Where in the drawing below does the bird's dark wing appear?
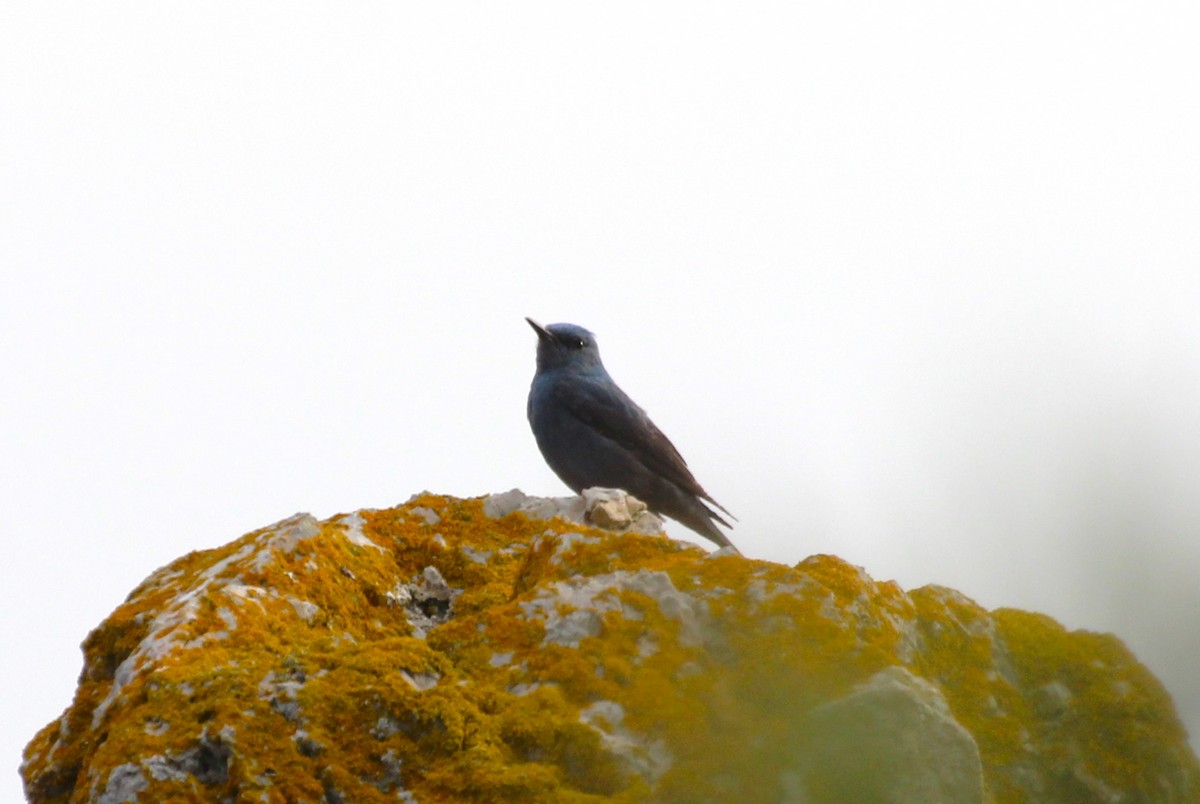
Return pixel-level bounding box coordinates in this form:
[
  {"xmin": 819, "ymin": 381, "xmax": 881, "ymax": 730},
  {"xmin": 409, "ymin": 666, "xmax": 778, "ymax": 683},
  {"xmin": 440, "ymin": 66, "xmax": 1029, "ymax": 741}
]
[{"xmin": 551, "ymin": 375, "xmax": 733, "ymax": 518}]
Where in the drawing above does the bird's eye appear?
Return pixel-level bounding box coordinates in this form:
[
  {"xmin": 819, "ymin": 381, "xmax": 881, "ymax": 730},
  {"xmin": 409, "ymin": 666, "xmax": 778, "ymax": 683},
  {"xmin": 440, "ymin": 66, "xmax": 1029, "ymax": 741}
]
[{"xmin": 573, "ymin": 338, "xmax": 586, "ymax": 349}]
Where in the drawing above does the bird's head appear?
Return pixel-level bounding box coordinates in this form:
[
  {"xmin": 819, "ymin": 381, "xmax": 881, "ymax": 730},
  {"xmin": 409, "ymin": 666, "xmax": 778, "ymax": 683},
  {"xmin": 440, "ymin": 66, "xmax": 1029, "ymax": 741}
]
[{"xmin": 526, "ymin": 318, "xmax": 604, "ymax": 373}]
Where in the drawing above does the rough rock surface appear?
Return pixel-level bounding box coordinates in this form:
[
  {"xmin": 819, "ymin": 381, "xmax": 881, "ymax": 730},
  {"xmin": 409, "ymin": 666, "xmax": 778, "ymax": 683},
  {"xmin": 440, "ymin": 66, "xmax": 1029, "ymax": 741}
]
[
  {"xmin": 22, "ymin": 489, "xmax": 1199, "ymax": 803},
  {"xmin": 797, "ymin": 666, "xmax": 984, "ymax": 803}
]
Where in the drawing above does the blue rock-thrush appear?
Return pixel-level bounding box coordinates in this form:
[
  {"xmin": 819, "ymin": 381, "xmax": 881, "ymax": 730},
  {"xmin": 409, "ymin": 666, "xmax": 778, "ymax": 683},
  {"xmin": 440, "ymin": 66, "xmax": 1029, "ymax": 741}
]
[{"xmin": 525, "ymin": 318, "xmax": 737, "ymax": 551}]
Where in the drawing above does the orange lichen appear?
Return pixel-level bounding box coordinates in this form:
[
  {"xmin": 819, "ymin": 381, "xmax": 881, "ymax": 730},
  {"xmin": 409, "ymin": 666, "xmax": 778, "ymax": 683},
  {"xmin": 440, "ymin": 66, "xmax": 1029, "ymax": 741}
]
[
  {"xmin": 22, "ymin": 494, "xmax": 1200, "ymax": 802},
  {"xmin": 994, "ymin": 608, "xmax": 1196, "ymax": 798}
]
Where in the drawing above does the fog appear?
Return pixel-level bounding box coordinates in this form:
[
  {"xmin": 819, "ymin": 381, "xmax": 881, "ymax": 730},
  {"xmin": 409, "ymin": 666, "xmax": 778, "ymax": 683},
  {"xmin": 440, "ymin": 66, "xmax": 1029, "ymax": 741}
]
[{"xmin": 3, "ymin": 3, "xmax": 1198, "ymax": 791}]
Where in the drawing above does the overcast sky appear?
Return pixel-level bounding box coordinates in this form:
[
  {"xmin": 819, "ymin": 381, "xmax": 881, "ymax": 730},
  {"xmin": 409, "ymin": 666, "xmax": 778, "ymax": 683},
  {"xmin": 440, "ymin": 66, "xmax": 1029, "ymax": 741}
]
[{"xmin": 3, "ymin": 3, "xmax": 1199, "ymax": 789}]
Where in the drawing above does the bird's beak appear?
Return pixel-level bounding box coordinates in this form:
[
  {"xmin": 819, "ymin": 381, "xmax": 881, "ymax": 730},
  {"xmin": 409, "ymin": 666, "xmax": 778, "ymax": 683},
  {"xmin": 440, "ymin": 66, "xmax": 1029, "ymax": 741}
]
[{"xmin": 525, "ymin": 317, "xmax": 552, "ymax": 342}]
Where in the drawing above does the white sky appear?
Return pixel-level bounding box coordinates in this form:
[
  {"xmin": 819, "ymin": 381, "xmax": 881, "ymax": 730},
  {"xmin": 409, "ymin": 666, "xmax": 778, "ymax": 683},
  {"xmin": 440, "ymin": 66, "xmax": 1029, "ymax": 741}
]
[{"xmin": 3, "ymin": 3, "xmax": 1199, "ymax": 789}]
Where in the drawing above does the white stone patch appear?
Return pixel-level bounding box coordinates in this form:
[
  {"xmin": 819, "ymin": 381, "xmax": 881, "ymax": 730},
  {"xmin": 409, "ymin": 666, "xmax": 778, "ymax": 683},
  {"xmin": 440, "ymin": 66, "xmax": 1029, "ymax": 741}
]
[
  {"xmin": 335, "ymin": 511, "xmax": 382, "ymax": 550},
  {"xmin": 461, "ymin": 545, "xmax": 491, "ymax": 564},
  {"xmin": 525, "ymin": 529, "xmax": 603, "ymax": 570},
  {"xmin": 580, "ymin": 488, "xmax": 664, "ymax": 535},
  {"xmin": 579, "ymin": 700, "xmax": 673, "ymax": 783},
  {"xmin": 386, "ymin": 566, "xmax": 460, "ymax": 638},
  {"xmin": 202, "ymin": 541, "xmax": 260, "ymax": 581},
  {"xmin": 636, "ymin": 635, "xmax": 659, "ymax": 658},
  {"xmin": 217, "ymin": 607, "xmax": 238, "ymax": 631},
  {"xmin": 550, "ymin": 529, "xmax": 597, "ymax": 554},
  {"xmin": 222, "ymin": 584, "xmax": 271, "ymax": 611},
  {"xmin": 545, "ymin": 609, "xmax": 603, "ymax": 647},
  {"xmin": 182, "ymin": 629, "xmax": 230, "ymax": 652},
  {"xmin": 96, "ymin": 763, "xmax": 147, "ymax": 804},
  {"xmin": 483, "ymin": 488, "xmax": 665, "ymax": 537},
  {"xmin": 400, "ymin": 670, "xmax": 440, "ymax": 691},
  {"xmin": 481, "ymin": 488, "xmax": 528, "ymax": 518},
  {"xmin": 249, "ymin": 514, "xmax": 322, "ymax": 571},
  {"xmin": 410, "ymin": 506, "xmax": 441, "ymax": 526},
  {"xmin": 623, "ymin": 571, "xmax": 702, "ymax": 642},
  {"xmin": 510, "ymin": 681, "xmax": 542, "ymax": 696},
  {"xmin": 386, "ymin": 585, "xmax": 413, "ymax": 607},
  {"xmin": 288, "ymin": 596, "xmax": 320, "ymax": 623},
  {"xmin": 704, "ymin": 545, "xmax": 741, "ymax": 559},
  {"xmin": 143, "ymin": 755, "xmax": 189, "ymax": 782},
  {"xmin": 581, "ymin": 487, "xmax": 644, "ymax": 521},
  {"xmin": 520, "ymin": 569, "xmax": 707, "ymax": 648},
  {"xmin": 488, "ymin": 651, "xmax": 514, "ymax": 667},
  {"xmin": 528, "ymin": 495, "xmax": 587, "ymax": 523}
]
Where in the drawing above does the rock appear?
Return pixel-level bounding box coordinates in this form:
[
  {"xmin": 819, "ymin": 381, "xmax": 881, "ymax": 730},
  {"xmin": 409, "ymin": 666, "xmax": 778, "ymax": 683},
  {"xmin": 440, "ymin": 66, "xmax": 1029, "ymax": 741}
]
[
  {"xmin": 483, "ymin": 487, "xmax": 665, "ymax": 537},
  {"xmin": 21, "ymin": 492, "xmax": 1200, "ymax": 802},
  {"xmin": 386, "ymin": 565, "xmax": 459, "ymax": 639},
  {"xmin": 796, "ymin": 666, "xmax": 984, "ymax": 803}
]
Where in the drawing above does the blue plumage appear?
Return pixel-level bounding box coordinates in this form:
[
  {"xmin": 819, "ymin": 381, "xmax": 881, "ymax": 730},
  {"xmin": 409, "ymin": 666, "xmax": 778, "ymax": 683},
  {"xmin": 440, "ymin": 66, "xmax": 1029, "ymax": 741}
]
[{"xmin": 525, "ymin": 318, "xmax": 737, "ymax": 551}]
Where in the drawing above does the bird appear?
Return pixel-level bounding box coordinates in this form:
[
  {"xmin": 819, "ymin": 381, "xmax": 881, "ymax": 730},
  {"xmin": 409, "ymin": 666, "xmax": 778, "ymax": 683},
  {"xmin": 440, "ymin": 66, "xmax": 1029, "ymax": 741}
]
[{"xmin": 525, "ymin": 318, "xmax": 738, "ymax": 552}]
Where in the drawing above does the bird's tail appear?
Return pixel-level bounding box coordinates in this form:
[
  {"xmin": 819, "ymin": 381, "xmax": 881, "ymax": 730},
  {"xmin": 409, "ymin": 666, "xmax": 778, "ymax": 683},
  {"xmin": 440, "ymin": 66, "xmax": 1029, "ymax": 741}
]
[
  {"xmin": 686, "ymin": 500, "xmax": 739, "ymax": 554},
  {"xmin": 704, "ymin": 496, "xmax": 737, "ymax": 523}
]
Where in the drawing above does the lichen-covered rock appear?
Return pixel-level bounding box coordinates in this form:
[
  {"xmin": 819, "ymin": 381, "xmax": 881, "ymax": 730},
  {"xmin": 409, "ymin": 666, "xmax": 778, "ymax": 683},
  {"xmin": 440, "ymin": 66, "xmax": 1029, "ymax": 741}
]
[
  {"xmin": 796, "ymin": 666, "xmax": 984, "ymax": 803},
  {"xmin": 22, "ymin": 490, "xmax": 1199, "ymax": 802}
]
